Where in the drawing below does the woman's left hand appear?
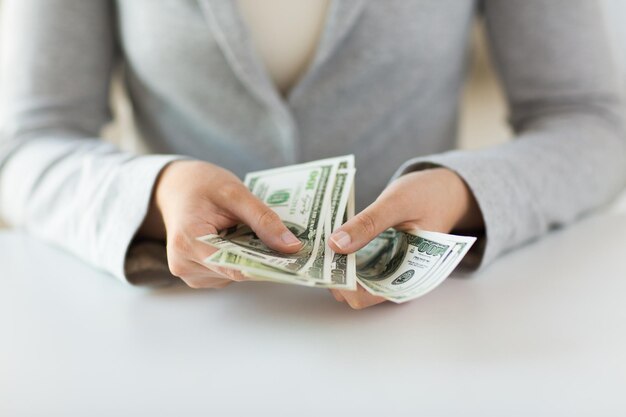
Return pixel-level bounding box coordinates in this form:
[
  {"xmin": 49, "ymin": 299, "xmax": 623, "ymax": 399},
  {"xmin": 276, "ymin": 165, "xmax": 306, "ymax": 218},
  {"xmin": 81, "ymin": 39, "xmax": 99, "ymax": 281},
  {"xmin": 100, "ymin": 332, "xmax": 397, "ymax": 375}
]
[{"xmin": 327, "ymin": 167, "xmax": 484, "ymax": 309}]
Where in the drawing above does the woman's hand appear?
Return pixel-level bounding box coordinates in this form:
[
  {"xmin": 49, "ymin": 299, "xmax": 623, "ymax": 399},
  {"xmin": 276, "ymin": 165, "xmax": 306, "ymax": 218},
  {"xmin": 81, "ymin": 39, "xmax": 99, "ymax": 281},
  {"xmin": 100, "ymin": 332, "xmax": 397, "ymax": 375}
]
[
  {"xmin": 139, "ymin": 160, "xmax": 302, "ymax": 289},
  {"xmin": 328, "ymin": 168, "xmax": 483, "ymax": 309}
]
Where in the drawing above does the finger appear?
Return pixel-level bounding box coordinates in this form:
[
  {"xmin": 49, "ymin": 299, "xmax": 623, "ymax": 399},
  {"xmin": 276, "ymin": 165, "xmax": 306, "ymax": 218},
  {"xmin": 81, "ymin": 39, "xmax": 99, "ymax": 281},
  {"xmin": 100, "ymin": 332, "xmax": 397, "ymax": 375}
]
[
  {"xmin": 185, "ymin": 276, "xmax": 233, "ymax": 289},
  {"xmin": 175, "ymin": 262, "xmax": 234, "ymax": 289},
  {"xmin": 190, "ymin": 253, "xmax": 248, "ymax": 282},
  {"xmin": 228, "ymin": 189, "xmax": 302, "ymax": 254},
  {"xmin": 168, "ymin": 251, "xmax": 232, "ymax": 289},
  {"xmin": 167, "ymin": 228, "xmax": 235, "ymax": 288},
  {"xmin": 328, "ymin": 198, "xmax": 400, "ymax": 254},
  {"xmin": 330, "ymin": 289, "xmax": 345, "ymax": 302},
  {"xmin": 207, "ymin": 263, "xmax": 248, "ymax": 282},
  {"xmin": 339, "ymin": 286, "xmax": 387, "ymax": 310},
  {"xmin": 188, "ymin": 236, "xmax": 247, "ymax": 282}
]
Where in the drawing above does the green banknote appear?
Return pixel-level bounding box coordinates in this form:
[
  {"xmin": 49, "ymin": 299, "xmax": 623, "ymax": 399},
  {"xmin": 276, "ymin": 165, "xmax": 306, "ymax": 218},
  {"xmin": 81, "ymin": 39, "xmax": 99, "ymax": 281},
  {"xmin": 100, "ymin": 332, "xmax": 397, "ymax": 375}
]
[{"xmin": 198, "ymin": 155, "xmax": 476, "ymax": 302}]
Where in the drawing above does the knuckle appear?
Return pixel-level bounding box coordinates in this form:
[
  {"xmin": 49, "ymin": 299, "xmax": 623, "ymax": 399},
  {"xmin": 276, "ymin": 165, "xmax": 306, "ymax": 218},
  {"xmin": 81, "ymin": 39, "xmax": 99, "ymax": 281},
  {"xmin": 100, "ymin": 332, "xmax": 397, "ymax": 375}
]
[
  {"xmin": 184, "ymin": 278, "xmax": 202, "ymax": 289},
  {"xmin": 257, "ymin": 208, "xmax": 280, "ymax": 229},
  {"xmin": 216, "ymin": 181, "xmax": 244, "ymax": 202},
  {"xmin": 213, "ymin": 280, "xmax": 232, "ymax": 289},
  {"xmin": 169, "ymin": 231, "xmax": 190, "ymax": 254},
  {"xmin": 183, "ymin": 278, "xmax": 207, "ymax": 290},
  {"xmin": 187, "ymin": 277, "xmax": 231, "ymax": 289},
  {"xmin": 355, "ymin": 212, "xmax": 377, "ymax": 237},
  {"xmin": 168, "ymin": 260, "xmax": 189, "ymax": 278}
]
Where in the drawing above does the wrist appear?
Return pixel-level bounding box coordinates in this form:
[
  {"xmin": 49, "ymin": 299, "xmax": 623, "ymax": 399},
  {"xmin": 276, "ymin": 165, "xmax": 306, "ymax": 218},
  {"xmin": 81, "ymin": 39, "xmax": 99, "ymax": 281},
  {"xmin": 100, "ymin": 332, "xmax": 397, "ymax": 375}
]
[
  {"xmin": 437, "ymin": 168, "xmax": 483, "ymax": 232},
  {"xmin": 137, "ymin": 162, "xmax": 176, "ymax": 241}
]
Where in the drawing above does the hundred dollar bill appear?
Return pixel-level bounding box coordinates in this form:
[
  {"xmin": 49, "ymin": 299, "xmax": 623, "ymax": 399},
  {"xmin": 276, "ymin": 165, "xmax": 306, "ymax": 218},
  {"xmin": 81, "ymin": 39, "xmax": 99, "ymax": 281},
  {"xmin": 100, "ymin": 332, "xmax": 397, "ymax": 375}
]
[
  {"xmin": 199, "ymin": 156, "xmax": 355, "ymax": 286},
  {"xmin": 307, "ymin": 157, "xmax": 355, "ymax": 285},
  {"xmin": 198, "ymin": 156, "xmax": 347, "ymax": 274},
  {"xmin": 204, "ymin": 158, "xmax": 357, "ymax": 289},
  {"xmin": 384, "ymin": 232, "xmax": 475, "ymax": 302},
  {"xmin": 356, "ymin": 229, "xmax": 476, "ymax": 303},
  {"xmin": 197, "ymin": 155, "xmax": 476, "ymax": 301},
  {"xmin": 204, "ymin": 250, "xmax": 316, "ymax": 286},
  {"xmin": 315, "ymin": 158, "xmax": 357, "ymax": 289}
]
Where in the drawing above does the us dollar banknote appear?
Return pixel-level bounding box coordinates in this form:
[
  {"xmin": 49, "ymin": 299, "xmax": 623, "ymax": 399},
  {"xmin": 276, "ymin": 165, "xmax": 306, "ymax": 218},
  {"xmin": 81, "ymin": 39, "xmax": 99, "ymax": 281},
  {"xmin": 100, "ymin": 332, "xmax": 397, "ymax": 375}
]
[
  {"xmin": 355, "ymin": 229, "xmax": 475, "ymax": 302},
  {"xmin": 200, "ymin": 155, "xmax": 357, "ymax": 289},
  {"xmin": 198, "ymin": 155, "xmax": 476, "ymax": 303}
]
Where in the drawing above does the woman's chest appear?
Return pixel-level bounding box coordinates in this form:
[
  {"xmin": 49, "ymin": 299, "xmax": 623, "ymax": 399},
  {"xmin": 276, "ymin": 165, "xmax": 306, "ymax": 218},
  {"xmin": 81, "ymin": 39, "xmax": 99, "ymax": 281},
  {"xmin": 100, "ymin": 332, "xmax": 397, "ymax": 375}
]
[{"xmin": 114, "ymin": 0, "xmax": 477, "ymax": 102}]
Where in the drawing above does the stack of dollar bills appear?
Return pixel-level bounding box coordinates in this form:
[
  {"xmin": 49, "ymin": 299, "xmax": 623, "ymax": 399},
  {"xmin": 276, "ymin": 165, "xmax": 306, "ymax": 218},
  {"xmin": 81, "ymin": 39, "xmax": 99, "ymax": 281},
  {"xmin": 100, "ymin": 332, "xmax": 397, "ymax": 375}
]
[{"xmin": 198, "ymin": 155, "xmax": 476, "ymax": 303}]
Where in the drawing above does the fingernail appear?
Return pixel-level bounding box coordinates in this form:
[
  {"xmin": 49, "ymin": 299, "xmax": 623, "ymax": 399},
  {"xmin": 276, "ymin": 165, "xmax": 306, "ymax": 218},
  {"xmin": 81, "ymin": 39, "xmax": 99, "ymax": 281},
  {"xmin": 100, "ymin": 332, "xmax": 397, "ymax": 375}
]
[
  {"xmin": 281, "ymin": 231, "xmax": 301, "ymax": 246},
  {"xmin": 330, "ymin": 231, "xmax": 351, "ymax": 249}
]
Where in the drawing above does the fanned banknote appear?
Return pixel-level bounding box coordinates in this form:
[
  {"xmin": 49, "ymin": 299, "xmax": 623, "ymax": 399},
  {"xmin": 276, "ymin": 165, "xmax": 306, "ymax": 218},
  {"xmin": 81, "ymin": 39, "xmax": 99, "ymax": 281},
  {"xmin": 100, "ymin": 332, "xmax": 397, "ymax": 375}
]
[{"xmin": 198, "ymin": 155, "xmax": 476, "ymax": 303}]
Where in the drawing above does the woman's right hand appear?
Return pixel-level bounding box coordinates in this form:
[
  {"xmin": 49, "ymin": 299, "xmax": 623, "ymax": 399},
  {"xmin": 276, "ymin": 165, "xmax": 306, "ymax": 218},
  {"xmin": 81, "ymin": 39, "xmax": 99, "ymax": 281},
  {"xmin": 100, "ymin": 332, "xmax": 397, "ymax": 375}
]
[{"xmin": 139, "ymin": 160, "xmax": 302, "ymax": 289}]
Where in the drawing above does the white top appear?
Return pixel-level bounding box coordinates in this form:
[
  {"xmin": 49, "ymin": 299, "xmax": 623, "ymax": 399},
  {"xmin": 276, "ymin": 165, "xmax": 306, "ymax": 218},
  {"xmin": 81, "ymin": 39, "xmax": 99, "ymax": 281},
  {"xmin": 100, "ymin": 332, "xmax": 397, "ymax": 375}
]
[
  {"xmin": 2, "ymin": 191, "xmax": 626, "ymax": 416},
  {"xmin": 236, "ymin": 0, "xmax": 331, "ymax": 94}
]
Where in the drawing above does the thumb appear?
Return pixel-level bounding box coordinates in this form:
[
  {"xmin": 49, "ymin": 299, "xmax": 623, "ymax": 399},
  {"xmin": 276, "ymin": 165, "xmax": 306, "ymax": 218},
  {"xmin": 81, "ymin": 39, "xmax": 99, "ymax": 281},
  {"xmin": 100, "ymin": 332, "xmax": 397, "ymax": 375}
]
[
  {"xmin": 231, "ymin": 192, "xmax": 302, "ymax": 254},
  {"xmin": 328, "ymin": 200, "xmax": 398, "ymax": 254}
]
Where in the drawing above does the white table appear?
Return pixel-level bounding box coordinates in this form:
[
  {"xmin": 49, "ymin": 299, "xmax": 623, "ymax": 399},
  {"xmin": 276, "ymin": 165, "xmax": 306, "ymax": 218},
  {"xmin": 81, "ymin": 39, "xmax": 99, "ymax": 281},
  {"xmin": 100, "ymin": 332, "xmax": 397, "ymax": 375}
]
[{"xmin": 2, "ymin": 195, "xmax": 626, "ymax": 417}]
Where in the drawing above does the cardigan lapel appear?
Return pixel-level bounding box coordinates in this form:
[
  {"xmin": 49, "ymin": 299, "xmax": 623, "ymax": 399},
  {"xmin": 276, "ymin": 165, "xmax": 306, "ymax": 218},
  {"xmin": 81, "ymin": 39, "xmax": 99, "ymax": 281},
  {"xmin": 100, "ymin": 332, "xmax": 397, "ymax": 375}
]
[
  {"xmin": 196, "ymin": 0, "xmax": 279, "ymax": 110},
  {"xmin": 196, "ymin": 0, "xmax": 367, "ymax": 158},
  {"xmin": 197, "ymin": 0, "xmax": 367, "ymax": 104},
  {"xmin": 287, "ymin": 0, "xmax": 367, "ymax": 103},
  {"xmin": 197, "ymin": 0, "xmax": 298, "ymax": 160}
]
